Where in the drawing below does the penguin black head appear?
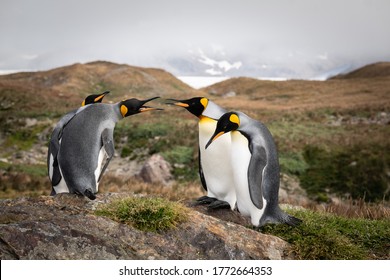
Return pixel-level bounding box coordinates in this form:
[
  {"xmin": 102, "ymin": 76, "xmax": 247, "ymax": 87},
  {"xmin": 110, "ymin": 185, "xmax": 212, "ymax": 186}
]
[
  {"xmin": 166, "ymin": 97, "xmax": 208, "ymax": 118},
  {"xmin": 119, "ymin": 96, "xmax": 163, "ymax": 118},
  {"xmin": 81, "ymin": 90, "xmax": 110, "ymax": 106},
  {"xmin": 205, "ymin": 112, "xmax": 240, "ymax": 149}
]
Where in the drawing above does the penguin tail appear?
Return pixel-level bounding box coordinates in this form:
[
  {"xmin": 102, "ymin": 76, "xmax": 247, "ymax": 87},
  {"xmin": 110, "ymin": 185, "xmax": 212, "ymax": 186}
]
[{"xmin": 84, "ymin": 188, "xmax": 96, "ymax": 200}]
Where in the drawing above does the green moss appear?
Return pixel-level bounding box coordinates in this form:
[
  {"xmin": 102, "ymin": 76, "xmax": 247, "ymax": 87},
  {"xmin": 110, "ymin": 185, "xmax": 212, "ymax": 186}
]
[
  {"xmin": 4, "ymin": 131, "xmax": 36, "ymax": 150},
  {"xmin": 0, "ymin": 162, "xmax": 47, "ymax": 177},
  {"xmin": 95, "ymin": 196, "xmax": 189, "ymax": 232},
  {"xmin": 261, "ymin": 209, "xmax": 390, "ymax": 259}
]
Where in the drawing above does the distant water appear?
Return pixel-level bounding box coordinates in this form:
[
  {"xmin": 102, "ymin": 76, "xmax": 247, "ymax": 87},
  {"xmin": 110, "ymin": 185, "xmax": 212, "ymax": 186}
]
[
  {"xmin": 0, "ymin": 69, "xmax": 35, "ymax": 75},
  {"xmin": 177, "ymin": 76, "xmax": 231, "ymax": 89},
  {"xmin": 177, "ymin": 76, "xmax": 293, "ymax": 89}
]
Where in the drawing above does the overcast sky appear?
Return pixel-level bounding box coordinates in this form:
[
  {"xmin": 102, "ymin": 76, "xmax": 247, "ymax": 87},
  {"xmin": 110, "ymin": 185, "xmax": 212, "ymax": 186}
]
[{"xmin": 1, "ymin": 0, "xmax": 389, "ymax": 78}]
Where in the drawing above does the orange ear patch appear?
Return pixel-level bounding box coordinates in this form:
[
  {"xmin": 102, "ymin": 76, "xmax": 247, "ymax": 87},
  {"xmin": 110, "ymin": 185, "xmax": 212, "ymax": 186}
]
[
  {"xmin": 120, "ymin": 105, "xmax": 128, "ymax": 117},
  {"xmin": 200, "ymin": 98, "xmax": 208, "ymax": 108},
  {"xmin": 229, "ymin": 114, "xmax": 240, "ymax": 125}
]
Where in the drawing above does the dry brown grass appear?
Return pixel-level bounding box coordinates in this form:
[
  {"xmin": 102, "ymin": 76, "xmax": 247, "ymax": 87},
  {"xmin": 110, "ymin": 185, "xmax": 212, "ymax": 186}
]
[
  {"xmin": 309, "ymin": 198, "xmax": 390, "ymax": 220},
  {"xmin": 99, "ymin": 174, "xmax": 205, "ymax": 202},
  {"xmin": 204, "ymin": 77, "xmax": 390, "ymax": 116}
]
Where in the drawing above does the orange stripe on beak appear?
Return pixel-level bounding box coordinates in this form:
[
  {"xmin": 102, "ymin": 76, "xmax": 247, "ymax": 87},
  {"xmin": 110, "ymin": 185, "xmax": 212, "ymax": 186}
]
[{"xmin": 173, "ymin": 102, "xmax": 189, "ymax": 108}]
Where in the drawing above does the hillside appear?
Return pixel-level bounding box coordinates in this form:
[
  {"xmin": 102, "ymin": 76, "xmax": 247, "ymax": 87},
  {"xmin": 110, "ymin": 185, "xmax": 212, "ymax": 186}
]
[
  {"xmin": 0, "ymin": 61, "xmax": 197, "ymax": 118},
  {"xmin": 203, "ymin": 72, "xmax": 390, "ymax": 113},
  {"xmin": 331, "ymin": 62, "xmax": 390, "ymax": 79}
]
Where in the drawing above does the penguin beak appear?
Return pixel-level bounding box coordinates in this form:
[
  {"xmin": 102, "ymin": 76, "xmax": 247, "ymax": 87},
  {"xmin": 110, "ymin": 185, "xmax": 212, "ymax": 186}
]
[
  {"xmin": 139, "ymin": 96, "xmax": 163, "ymax": 112},
  {"xmin": 138, "ymin": 106, "xmax": 164, "ymax": 113},
  {"xmin": 141, "ymin": 96, "xmax": 160, "ymax": 104},
  {"xmin": 93, "ymin": 90, "xmax": 110, "ymax": 103},
  {"xmin": 165, "ymin": 98, "xmax": 189, "ymax": 108},
  {"xmin": 205, "ymin": 131, "xmax": 226, "ymax": 149}
]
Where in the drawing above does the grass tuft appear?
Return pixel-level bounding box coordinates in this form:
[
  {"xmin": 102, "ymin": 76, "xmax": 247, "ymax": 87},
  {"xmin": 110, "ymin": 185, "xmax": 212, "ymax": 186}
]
[{"xmin": 95, "ymin": 196, "xmax": 189, "ymax": 232}]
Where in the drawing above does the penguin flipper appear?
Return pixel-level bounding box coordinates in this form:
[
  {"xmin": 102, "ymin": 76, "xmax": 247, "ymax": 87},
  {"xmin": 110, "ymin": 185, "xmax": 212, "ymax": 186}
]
[
  {"xmin": 97, "ymin": 129, "xmax": 115, "ymax": 183},
  {"xmin": 248, "ymin": 145, "xmax": 267, "ymax": 210},
  {"xmin": 48, "ymin": 130, "xmax": 62, "ymax": 186},
  {"xmin": 48, "ymin": 109, "xmax": 80, "ymax": 185},
  {"xmin": 198, "ymin": 146, "xmax": 208, "ymax": 191}
]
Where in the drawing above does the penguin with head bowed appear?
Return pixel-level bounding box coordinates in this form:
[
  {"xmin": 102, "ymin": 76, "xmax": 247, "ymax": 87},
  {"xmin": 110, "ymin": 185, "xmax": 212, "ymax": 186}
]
[
  {"xmin": 48, "ymin": 90, "xmax": 110, "ymax": 195},
  {"xmin": 52, "ymin": 96, "xmax": 162, "ymax": 200},
  {"xmin": 206, "ymin": 111, "xmax": 302, "ymax": 227},
  {"xmin": 167, "ymin": 97, "xmax": 236, "ymax": 210}
]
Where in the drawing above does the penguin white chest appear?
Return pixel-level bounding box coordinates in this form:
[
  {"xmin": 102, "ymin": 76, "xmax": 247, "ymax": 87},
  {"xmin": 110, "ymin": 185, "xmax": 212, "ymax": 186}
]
[
  {"xmin": 231, "ymin": 131, "xmax": 266, "ymax": 226},
  {"xmin": 94, "ymin": 146, "xmax": 107, "ymax": 192},
  {"xmin": 198, "ymin": 118, "xmax": 236, "ymax": 208}
]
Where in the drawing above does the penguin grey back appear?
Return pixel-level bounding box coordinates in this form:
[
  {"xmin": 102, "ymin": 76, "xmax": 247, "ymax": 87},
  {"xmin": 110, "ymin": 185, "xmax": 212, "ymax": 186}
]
[
  {"xmin": 57, "ymin": 103, "xmax": 120, "ymax": 194},
  {"xmin": 47, "ymin": 105, "xmax": 90, "ymax": 187},
  {"xmin": 202, "ymin": 100, "xmax": 227, "ymax": 120},
  {"xmin": 236, "ymin": 112, "xmax": 280, "ymax": 204},
  {"xmin": 236, "ymin": 112, "xmax": 301, "ymax": 226}
]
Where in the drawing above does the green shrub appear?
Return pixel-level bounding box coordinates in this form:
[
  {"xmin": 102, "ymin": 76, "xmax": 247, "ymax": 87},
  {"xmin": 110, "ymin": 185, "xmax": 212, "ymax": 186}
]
[
  {"xmin": 95, "ymin": 196, "xmax": 189, "ymax": 232},
  {"xmin": 279, "ymin": 152, "xmax": 308, "ymax": 175},
  {"xmin": 299, "ymin": 144, "xmax": 389, "ymax": 202},
  {"xmin": 162, "ymin": 146, "xmax": 198, "ymax": 181},
  {"xmin": 161, "ymin": 146, "xmax": 193, "ymax": 165}
]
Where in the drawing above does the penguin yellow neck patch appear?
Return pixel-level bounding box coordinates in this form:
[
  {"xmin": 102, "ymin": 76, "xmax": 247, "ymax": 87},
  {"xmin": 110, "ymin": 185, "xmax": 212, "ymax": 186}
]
[
  {"xmin": 120, "ymin": 105, "xmax": 128, "ymax": 117},
  {"xmin": 229, "ymin": 114, "xmax": 240, "ymax": 126},
  {"xmin": 81, "ymin": 100, "xmax": 86, "ymax": 106}
]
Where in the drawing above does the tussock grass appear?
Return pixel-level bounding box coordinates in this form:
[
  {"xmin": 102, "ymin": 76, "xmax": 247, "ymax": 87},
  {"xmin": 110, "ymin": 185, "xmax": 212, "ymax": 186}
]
[
  {"xmin": 95, "ymin": 196, "xmax": 189, "ymax": 232},
  {"xmin": 261, "ymin": 208, "xmax": 390, "ymax": 260},
  {"xmin": 313, "ymin": 198, "xmax": 390, "ymax": 220}
]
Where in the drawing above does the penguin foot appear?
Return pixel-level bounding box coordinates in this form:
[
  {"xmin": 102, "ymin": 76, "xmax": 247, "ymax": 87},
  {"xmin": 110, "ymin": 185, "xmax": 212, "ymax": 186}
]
[
  {"xmin": 195, "ymin": 196, "xmax": 218, "ymax": 205},
  {"xmin": 284, "ymin": 215, "xmax": 302, "ymax": 227},
  {"xmin": 84, "ymin": 189, "xmax": 96, "ymax": 200},
  {"xmin": 207, "ymin": 200, "xmax": 231, "ymax": 210}
]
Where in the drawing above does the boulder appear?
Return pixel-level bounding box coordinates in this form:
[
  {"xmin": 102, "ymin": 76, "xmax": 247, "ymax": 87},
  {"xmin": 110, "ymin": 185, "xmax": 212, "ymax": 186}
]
[{"xmin": 138, "ymin": 154, "xmax": 173, "ymax": 185}]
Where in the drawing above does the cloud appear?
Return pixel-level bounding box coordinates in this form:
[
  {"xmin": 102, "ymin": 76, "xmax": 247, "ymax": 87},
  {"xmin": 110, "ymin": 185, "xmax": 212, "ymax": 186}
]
[{"xmin": 0, "ymin": 0, "xmax": 389, "ymax": 77}]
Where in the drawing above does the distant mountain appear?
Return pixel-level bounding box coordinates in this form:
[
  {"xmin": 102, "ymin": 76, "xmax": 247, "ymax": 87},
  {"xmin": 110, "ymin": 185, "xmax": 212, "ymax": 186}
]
[
  {"xmin": 331, "ymin": 62, "xmax": 390, "ymax": 79},
  {"xmin": 0, "ymin": 61, "xmax": 197, "ymax": 117},
  {"xmin": 202, "ymin": 63, "xmax": 390, "ymax": 112},
  {"xmin": 1, "ymin": 61, "xmax": 195, "ymax": 97}
]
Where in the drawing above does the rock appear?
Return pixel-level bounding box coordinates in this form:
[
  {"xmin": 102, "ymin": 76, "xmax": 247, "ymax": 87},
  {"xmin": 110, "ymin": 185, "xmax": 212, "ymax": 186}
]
[
  {"xmin": 138, "ymin": 154, "xmax": 173, "ymax": 185},
  {"xmin": 222, "ymin": 91, "xmax": 236, "ymax": 98},
  {"xmin": 279, "ymin": 173, "xmax": 312, "ymax": 206},
  {"xmin": 0, "ymin": 194, "xmax": 293, "ymax": 260},
  {"xmin": 24, "ymin": 118, "xmax": 38, "ymax": 127}
]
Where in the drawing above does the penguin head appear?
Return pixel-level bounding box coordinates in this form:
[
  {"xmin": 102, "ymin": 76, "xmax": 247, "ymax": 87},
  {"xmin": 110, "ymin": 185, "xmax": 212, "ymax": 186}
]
[
  {"xmin": 119, "ymin": 96, "xmax": 162, "ymax": 118},
  {"xmin": 81, "ymin": 90, "xmax": 110, "ymax": 106},
  {"xmin": 205, "ymin": 112, "xmax": 240, "ymax": 149},
  {"xmin": 166, "ymin": 97, "xmax": 208, "ymax": 117}
]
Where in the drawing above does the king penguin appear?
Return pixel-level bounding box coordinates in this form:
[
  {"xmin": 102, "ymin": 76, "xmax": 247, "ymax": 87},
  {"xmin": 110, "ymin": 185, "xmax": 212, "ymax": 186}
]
[
  {"xmin": 167, "ymin": 97, "xmax": 236, "ymax": 210},
  {"xmin": 52, "ymin": 96, "xmax": 162, "ymax": 200},
  {"xmin": 48, "ymin": 90, "xmax": 110, "ymax": 196},
  {"xmin": 206, "ymin": 111, "xmax": 302, "ymax": 227}
]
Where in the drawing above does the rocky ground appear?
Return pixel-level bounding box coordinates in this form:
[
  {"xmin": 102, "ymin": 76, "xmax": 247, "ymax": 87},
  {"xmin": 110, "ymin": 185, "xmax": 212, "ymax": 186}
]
[{"xmin": 0, "ymin": 193, "xmax": 293, "ymax": 260}]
